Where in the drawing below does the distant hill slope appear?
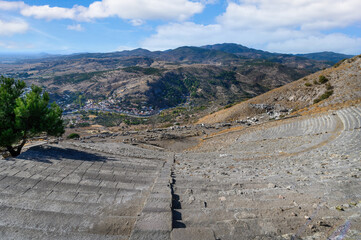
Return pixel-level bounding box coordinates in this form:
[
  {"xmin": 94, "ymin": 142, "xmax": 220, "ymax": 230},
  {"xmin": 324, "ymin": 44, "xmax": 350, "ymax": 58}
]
[
  {"xmin": 296, "ymin": 51, "xmax": 354, "ymax": 63},
  {"xmin": 156, "ymin": 46, "xmax": 242, "ymax": 64},
  {"xmin": 201, "ymin": 43, "xmax": 345, "ymax": 67},
  {"xmin": 0, "ymin": 43, "xmax": 351, "ymax": 119},
  {"xmin": 202, "ymin": 43, "xmax": 275, "ymax": 59},
  {"xmin": 18, "ymin": 60, "xmax": 309, "ymax": 111},
  {"xmin": 1, "ymin": 43, "xmax": 334, "ymax": 74},
  {"xmin": 198, "ymin": 55, "xmax": 361, "ymax": 124},
  {"xmin": 202, "ymin": 43, "xmax": 355, "ymax": 64}
]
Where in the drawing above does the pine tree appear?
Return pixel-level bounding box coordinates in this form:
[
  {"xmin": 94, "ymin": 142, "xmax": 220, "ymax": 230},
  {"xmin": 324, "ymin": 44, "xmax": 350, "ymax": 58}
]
[{"xmin": 0, "ymin": 76, "xmax": 64, "ymax": 157}]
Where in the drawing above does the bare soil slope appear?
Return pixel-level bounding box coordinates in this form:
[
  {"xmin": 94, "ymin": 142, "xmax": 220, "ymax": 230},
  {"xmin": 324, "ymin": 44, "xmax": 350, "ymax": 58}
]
[{"xmin": 198, "ymin": 55, "xmax": 361, "ymax": 124}]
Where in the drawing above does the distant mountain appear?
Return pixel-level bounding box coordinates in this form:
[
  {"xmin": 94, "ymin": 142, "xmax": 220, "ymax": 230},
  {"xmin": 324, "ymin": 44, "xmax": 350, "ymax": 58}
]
[
  {"xmin": 57, "ymin": 46, "xmax": 243, "ymax": 65},
  {"xmin": 0, "ymin": 52, "xmax": 59, "ymax": 63},
  {"xmin": 63, "ymin": 48, "xmax": 156, "ymax": 59},
  {"xmin": 1, "ymin": 43, "xmax": 355, "ymax": 119},
  {"xmin": 201, "ymin": 43, "xmax": 275, "ymax": 59},
  {"xmin": 1, "ymin": 44, "xmax": 352, "ymax": 66},
  {"xmin": 156, "ymin": 46, "xmax": 241, "ymax": 64},
  {"xmin": 296, "ymin": 52, "xmax": 354, "ymax": 63},
  {"xmin": 202, "ymin": 43, "xmax": 355, "ymax": 65}
]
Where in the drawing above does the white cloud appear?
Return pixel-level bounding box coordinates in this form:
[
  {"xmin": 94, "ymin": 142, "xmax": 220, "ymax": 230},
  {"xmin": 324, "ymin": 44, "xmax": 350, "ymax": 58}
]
[
  {"xmin": 0, "ymin": 0, "xmax": 25, "ymax": 10},
  {"xmin": 141, "ymin": 0, "xmax": 361, "ymax": 54},
  {"xmin": 67, "ymin": 24, "xmax": 84, "ymax": 32},
  {"xmin": 129, "ymin": 19, "xmax": 145, "ymax": 26},
  {"xmin": 200, "ymin": 0, "xmax": 219, "ymax": 4},
  {"xmin": 141, "ymin": 23, "xmax": 306, "ymax": 50},
  {"xmin": 142, "ymin": 22, "xmax": 361, "ymax": 54},
  {"xmin": 0, "ymin": 19, "xmax": 28, "ymax": 36},
  {"xmin": 142, "ymin": 22, "xmax": 222, "ymax": 50},
  {"xmin": 1, "ymin": 0, "xmax": 204, "ymax": 22},
  {"xmin": 20, "ymin": 5, "xmax": 78, "ymax": 20},
  {"xmin": 266, "ymin": 34, "xmax": 361, "ymax": 54},
  {"xmin": 79, "ymin": 0, "xmax": 204, "ymax": 21},
  {"xmin": 217, "ymin": 0, "xmax": 361, "ymax": 31}
]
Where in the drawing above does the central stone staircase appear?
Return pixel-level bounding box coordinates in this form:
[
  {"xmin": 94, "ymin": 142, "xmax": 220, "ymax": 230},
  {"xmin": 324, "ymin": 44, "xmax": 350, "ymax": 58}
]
[{"xmin": 0, "ymin": 105, "xmax": 360, "ymax": 239}]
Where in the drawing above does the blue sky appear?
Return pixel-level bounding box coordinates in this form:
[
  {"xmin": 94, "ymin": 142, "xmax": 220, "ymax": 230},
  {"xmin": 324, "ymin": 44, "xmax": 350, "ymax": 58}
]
[{"xmin": 0, "ymin": 0, "xmax": 360, "ymax": 54}]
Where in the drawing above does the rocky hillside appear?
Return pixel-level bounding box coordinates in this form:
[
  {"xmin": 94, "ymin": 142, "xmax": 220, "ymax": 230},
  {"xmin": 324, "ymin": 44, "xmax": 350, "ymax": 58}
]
[
  {"xmin": 198, "ymin": 55, "xmax": 361, "ymax": 124},
  {"xmin": 0, "ymin": 44, "xmax": 346, "ymax": 118},
  {"xmin": 18, "ymin": 60, "xmax": 310, "ymax": 111}
]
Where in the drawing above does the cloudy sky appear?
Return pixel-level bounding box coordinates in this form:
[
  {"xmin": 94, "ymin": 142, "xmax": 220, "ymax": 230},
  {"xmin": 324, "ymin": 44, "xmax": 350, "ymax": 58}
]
[{"xmin": 0, "ymin": 0, "xmax": 360, "ymax": 54}]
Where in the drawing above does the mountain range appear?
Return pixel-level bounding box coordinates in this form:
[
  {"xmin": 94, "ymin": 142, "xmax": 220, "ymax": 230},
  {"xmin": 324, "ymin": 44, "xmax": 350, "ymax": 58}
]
[
  {"xmin": 1, "ymin": 43, "xmax": 353, "ymax": 65},
  {"xmin": 0, "ymin": 43, "xmax": 355, "ymax": 124}
]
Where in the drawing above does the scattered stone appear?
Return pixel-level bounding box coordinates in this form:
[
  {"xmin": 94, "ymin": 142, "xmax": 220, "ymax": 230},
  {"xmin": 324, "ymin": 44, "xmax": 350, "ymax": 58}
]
[
  {"xmin": 335, "ymin": 206, "xmax": 345, "ymax": 211},
  {"xmin": 278, "ymin": 195, "xmax": 286, "ymax": 199},
  {"xmin": 219, "ymin": 196, "xmax": 226, "ymax": 202},
  {"xmin": 319, "ymin": 221, "xmax": 332, "ymax": 228}
]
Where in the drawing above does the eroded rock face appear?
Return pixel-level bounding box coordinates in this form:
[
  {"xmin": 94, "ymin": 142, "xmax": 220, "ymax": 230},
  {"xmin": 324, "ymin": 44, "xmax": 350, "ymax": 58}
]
[{"xmin": 0, "ymin": 105, "xmax": 360, "ymax": 240}]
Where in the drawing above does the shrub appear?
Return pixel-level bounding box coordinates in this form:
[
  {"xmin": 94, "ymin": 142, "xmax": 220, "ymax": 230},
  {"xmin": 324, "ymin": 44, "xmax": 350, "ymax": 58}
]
[
  {"xmin": 190, "ymin": 92, "xmax": 198, "ymax": 98},
  {"xmin": 318, "ymin": 75, "xmax": 329, "ymax": 84},
  {"xmin": 333, "ymin": 59, "xmax": 347, "ymax": 68},
  {"xmin": 224, "ymin": 103, "xmax": 235, "ymax": 109},
  {"xmin": 325, "ymin": 83, "xmax": 333, "ymax": 90},
  {"xmin": 77, "ymin": 122, "xmax": 90, "ymax": 127},
  {"xmin": 305, "ymin": 82, "xmax": 312, "ymax": 87},
  {"xmin": 67, "ymin": 133, "xmax": 80, "ymax": 139},
  {"xmin": 313, "ymin": 90, "xmax": 334, "ymax": 104},
  {"xmin": 313, "ymin": 79, "xmax": 319, "ymax": 85}
]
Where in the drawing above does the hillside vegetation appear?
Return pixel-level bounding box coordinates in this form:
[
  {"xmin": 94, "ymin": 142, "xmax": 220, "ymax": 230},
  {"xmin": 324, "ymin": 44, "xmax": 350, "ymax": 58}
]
[
  {"xmin": 198, "ymin": 55, "xmax": 361, "ymax": 124},
  {"xmin": 0, "ymin": 43, "xmax": 349, "ymax": 126}
]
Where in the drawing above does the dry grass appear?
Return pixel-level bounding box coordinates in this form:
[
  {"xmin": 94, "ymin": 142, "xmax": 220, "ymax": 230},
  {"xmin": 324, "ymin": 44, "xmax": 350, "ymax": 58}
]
[
  {"xmin": 204, "ymin": 126, "xmax": 244, "ymax": 139},
  {"xmin": 198, "ymin": 54, "xmax": 361, "ymax": 124},
  {"xmin": 292, "ymin": 99, "xmax": 361, "ymax": 116}
]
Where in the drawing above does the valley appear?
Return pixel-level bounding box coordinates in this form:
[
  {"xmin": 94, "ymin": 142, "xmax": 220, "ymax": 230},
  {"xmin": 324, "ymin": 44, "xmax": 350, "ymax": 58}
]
[
  {"xmin": 0, "ymin": 46, "xmax": 360, "ymax": 240},
  {"xmin": 0, "ymin": 44, "xmax": 351, "ymax": 128}
]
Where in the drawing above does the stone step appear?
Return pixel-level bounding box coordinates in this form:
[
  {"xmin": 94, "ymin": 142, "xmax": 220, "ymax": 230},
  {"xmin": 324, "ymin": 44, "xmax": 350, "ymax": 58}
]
[
  {"xmin": 0, "ymin": 192, "xmax": 144, "ymax": 217},
  {"xmin": 175, "ymin": 192, "xmax": 354, "ymax": 210},
  {"xmin": 0, "ymin": 225, "xmax": 128, "ymax": 240},
  {"xmin": 0, "ymin": 174, "xmax": 151, "ymax": 198},
  {"xmin": 129, "ymin": 159, "xmax": 173, "ymax": 240},
  {"xmin": 175, "ymin": 206, "xmax": 350, "ymax": 225},
  {"xmin": 0, "ymin": 165, "xmax": 158, "ymax": 180},
  {"xmin": 235, "ymin": 114, "xmax": 339, "ymax": 144},
  {"xmin": 0, "ymin": 205, "xmax": 136, "ymax": 236},
  {"xmin": 337, "ymin": 107, "xmax": 361, "ymax": 130},
  {"xmin": 171, "ymin": 228, "xmax": 216, "ymax": 240}
]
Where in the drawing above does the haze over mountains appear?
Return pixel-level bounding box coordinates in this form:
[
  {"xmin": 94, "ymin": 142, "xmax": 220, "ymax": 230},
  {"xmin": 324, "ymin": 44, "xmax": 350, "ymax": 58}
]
[{"xmin": 0, "ymin": 43, "xmax": 353, "ymax": 64}]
